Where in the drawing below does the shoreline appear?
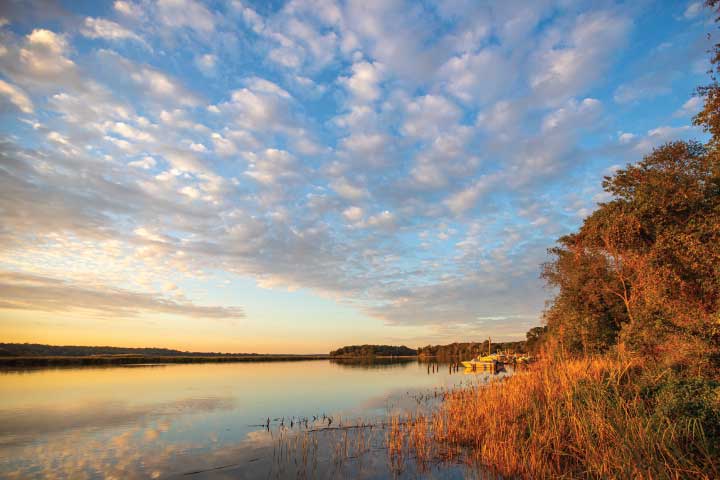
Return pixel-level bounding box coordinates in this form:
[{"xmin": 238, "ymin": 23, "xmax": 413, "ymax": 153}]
[
  {"xmin": 0, "ymin": 354, "xmax": 329, "ymax": 367},
  {"xmin": 0, "ymin": 354, "xmax": 425, "ymax": 367}
]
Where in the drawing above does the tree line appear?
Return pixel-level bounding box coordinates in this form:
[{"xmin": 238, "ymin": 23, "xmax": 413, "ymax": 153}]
[
  {"xmin": 0, "ymin": 343, "xmax": 251, "ymax": 357},
  {"xmin": 417, "ymin": 339, "xmax": 528, "ymax": 358},
  {"xmin": 329, "ymin": 344, "xmax": 417, "ymax": 357}
]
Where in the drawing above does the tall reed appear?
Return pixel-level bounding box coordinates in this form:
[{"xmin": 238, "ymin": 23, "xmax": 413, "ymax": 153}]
[{"xmin": 391, "ymin": 357, "xmax": 719, "ymax": 479}]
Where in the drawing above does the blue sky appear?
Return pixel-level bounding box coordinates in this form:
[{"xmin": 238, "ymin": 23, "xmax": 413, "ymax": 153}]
[{"xmin": 0, "ymin": 0, "xmax": 713, "ymax": 352}]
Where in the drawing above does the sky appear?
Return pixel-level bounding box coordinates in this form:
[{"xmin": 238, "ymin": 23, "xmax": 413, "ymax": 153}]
[{"xmin": 0, "ymin": 0, "xmax": 714, "ymax": 353}]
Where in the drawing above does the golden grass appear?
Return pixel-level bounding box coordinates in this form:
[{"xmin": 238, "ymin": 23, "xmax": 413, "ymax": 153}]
[{"xmin": 390, "ymin": 357, "xmax": 719, "ymax": 479}]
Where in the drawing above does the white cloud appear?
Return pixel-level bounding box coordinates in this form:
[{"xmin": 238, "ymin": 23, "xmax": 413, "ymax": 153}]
[
  {"xmin": 684, "ymin": 2, "xmax": 703, "ymax": 19},
  {"xmin": 244, "ymin": 148, "xmax": 300, "ymax": 186},
  {"xmin": 342, "ymin": 205, "xmax": 364, "ymax": 223},
  {"xmin": 444, "ymin": 176, "xmax": 495, "ymax": 215},
  {"xmin": 341, "ymin": 132, "xmax": 389, "ymax": 160},
  {"xmin": 340, "ymin": 61, "xmax": 383, "ymax": 103},
  {"xmin": 673, "ymin": 95, "xmax": 702, "ymax": 117},
  {"xmin": 632, "ymin": 125, "xmax": 693, "ymax": 154},
  {"xmin": 438, "ymin": 48, "xmax": 512, "ymax": 104},
  {"xmin": 402, "ymin": 94, "xmax": 461, "ymax": 140},
  {"xmin": 366, "ymin": 210, "xmax": 395, "ymax": 230},
  {"xmin": 80, "ymin": 17, "xmax": 145, "ymax": 45},
  {"xmin": 128, "ymin": 156, "xmax": 157, "ymax": 170},
  {"xmin": 0, "ymin": 271, "xmax": 243, "ymax": 319},
  {"xmin": 0, "ymin": 79, "xmax": 33, "ymax": 113},
  {"xmin": 476, "ymin": 100, "xmax": 522, "ymax": 134},
  {"xmin": 540, "ymin": 98, "xmax": 602, "ymax": 132},
  {"xmin": 106, "ymin": 121, "xmax": 155, "ymax": 143},
  {"xmin": 618, "ymin": 132, "xmax": 636, "ymax": 144},
  {"xmin": 210, "ymin": 132, "xmax": 238, "ymax": 157},
  {"xmin": 613, "ymin": 76, "xmax": 672, "ymax": 104},
  {"xmin": 330, "ymin": 177, "xmax": 368, "ymax": 200},
  {"xmin": 131, "ymin": 67, "xmax": 193, "ymax": 104},
  {"xmin": 531, "ymin": 11, "xmax": 630, "ymax": 103},
  {"xmin": 195, "ymin": 53, "xmax": 217, "ymax": 75},
  {"xmin": 1, "ymin": 29, "xmax": 79, "ymax": 90},
  {"xmin": 156, "ymin": 0, "xmax": 215, "ymax": 33},
  {"xmin": 213, "ymin": 78, "xmax": 295, "ymax": 132},
  {"xmin": 114, "ymin": 1, "xmax": 143, "ymax": 19}
]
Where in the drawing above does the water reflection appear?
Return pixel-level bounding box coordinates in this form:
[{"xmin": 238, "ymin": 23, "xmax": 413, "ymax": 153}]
[
  {"xmin": 329, "ymin": 357, "xmax": 415, "ymax": 369},
  {"xmin": 0, "ymin": 360, "xmax": 510, "ymax": 479}
]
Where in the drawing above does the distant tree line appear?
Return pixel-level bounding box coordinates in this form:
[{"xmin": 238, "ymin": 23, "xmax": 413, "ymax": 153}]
[
  {"xmin": 0, "ymin": 343, "xmax": 253, "ymax": 357},
  {"xmin": 417, "ymin": 339, "xmax": 528, "ymax": 359},
  {"xmin": 329, "ymin": 345, "xmax": 417, "ymax": 357}
]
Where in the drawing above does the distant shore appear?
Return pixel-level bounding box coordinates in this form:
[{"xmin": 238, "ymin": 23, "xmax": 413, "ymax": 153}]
[
  {"xmin": 0, "ymin": 354, "xmax": 429, "ymax": 367},
  {"xmin": 0, "ymin": 354, "xmax": 333, "ymax": 367}
]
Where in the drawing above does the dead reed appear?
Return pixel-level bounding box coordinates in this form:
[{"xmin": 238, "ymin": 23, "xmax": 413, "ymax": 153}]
[{"xmin": 389, "ymin": 357, "xmax": 719, "ymax": 479}]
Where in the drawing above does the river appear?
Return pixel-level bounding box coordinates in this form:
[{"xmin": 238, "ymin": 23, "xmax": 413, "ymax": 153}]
[{"xmin": 0, "ymin": 359, "xmax": 511, "ymax": 479}]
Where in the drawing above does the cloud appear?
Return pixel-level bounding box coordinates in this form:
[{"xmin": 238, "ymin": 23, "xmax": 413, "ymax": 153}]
[
  {"xmin": 0, "ymin": 270, "xmax": 244, "ymax": 319},
  {"xmin": 540, "ymin": 98, "xmax": 602, "ymax": 132},
  {"xmin": 80, "ymin": 17, "xmax": 146, "ymax": 45},
  {"xmin": 97, "ymin": 50, "xmax": 199, "ymax": 106},
  {"xmin": 342, "ymin": 205, "xmax": 364, "ymax": 223},
  {"xmin": 438, "ymin": 48, "xmax": 513, "ymax": 105},
  {"xmin": 212, "ymin": 77, "xmax": 296, "ymax": 132},
  {"xmin": 0, "ymin": 79, "xmax": 33, "ymax": 113},
  {"xmin": 531, "ymin": 11, "xmax": 630, "ymax": 103},
  {"xmin": 402, "ymin": 94, "xmax": 461, "ymax": 140},
  {"xmin": 683, "ymin": 2, "xmax": 703, "ymax": 19},
  {"xmin": 343, "ymin": 0, "xmax": 444, "ymax": 80},
  {"xmin": 673, "ymin": 95, "xmax": 702, "ymax": 118},
  {"xmin": 156, "ymin": 0, "xmax": 215, "ymax": 33},
  {"xmin": 244, "ymin": 148, "xmax": 301, "ymax": 187},
  {"xmin": 444, "ymin": 175, "xmax": 496, "ymax": 215},
  {"xmin": 330, "ymin": 177, "xmax": 368, "ymax": 200},
  {"xmin": 340, "ymin": 60, "xmax": 383, "ymax": 103},
  {"xmin": 195, "ymin": 53, "xmax": 217, "ymax": 75},
  {"xmin": 613, "ymin": 77, "xmax": 672, "ymax": 104},
  {"xmin": 0, "ymin": 28, "xmax": 80, "ymax": 91},
  {"xmin": 631, "ymin": 124, "xmax": 693, "ymax": 154},
  {"xmin": 113, "ymin": 1, "xmax": 143, "ymax": 19},
  {"xmin": 0, "ymin": 1, "xmax": 712, "ymax": 343}
]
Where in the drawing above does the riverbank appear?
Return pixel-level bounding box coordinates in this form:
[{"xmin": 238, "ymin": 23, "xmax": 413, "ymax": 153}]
[
  {"xmin": 0, "ymin": 354, "xmax": 435, "ymax": 367},
  {"xmin": 388, "ymin": 356, "xmax": 720, "ymax": 478},
  {"xmin": 0, "ymin": 354, "xmax": 330, "ymax": 367}
]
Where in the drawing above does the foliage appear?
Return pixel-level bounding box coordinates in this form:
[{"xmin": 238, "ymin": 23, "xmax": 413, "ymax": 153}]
[
  {"xmin": 542, "ymin": 122, "xmax": 720, "ymax": 366},
  {"xmin": 329, "ymin": 344, "xmax": 416, "ymax": 357},
  {"xmin": 524, "ymin": 326, "xmax": 548, "ymax": 354},
  {"xmin": 416, "ymin": 340, "xmax": 526, "ymax": 358}
]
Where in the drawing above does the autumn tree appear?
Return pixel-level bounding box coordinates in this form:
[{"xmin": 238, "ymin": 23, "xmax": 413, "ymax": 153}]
[{"xmin": 542, "ymin": 1, "xmax": 720, "ymax": 364}]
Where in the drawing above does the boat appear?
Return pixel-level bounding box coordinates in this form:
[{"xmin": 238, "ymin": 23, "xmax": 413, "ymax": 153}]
[
  {"xmin": 461, "ymin": 337, "xmax": 504, "ymax": 371},
  {"xmin": 460, "ymin": 354, "xmax": 503, "ymax": 370}
]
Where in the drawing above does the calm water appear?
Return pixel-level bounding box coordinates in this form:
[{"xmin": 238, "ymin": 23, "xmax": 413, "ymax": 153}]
[{"xmin": 0, "ymin": 360, "xmax": 509, "ymax": 479}]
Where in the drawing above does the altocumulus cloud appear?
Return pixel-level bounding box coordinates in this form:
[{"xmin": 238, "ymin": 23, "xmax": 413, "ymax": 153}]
[{"xmin": 0, "ymin": 0, "xmax": 711, "ymax": 337}]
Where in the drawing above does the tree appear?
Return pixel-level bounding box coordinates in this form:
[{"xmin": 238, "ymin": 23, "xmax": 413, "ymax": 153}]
[
  {"xmin": 543, "ymin": 139, "xmax": 720, "ymax": 365},
  {"xmin": 525, "ymin": 326, "xmax": 548, "ymax": 354}
]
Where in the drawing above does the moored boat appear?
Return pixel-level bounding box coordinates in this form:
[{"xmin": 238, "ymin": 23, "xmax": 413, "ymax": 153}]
[{"xmin": 461, "ymin": 354, "xmax": 503, "ymax": 371}]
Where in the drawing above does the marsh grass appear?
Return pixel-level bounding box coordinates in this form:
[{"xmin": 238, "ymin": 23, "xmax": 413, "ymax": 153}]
[
  {"xmin": 265, "ymin": 358, "xmax": 718, "ymax": 478},
  {"xmin": 389, "ymin": 357, "xmax": 720, "ymax": 479}
]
